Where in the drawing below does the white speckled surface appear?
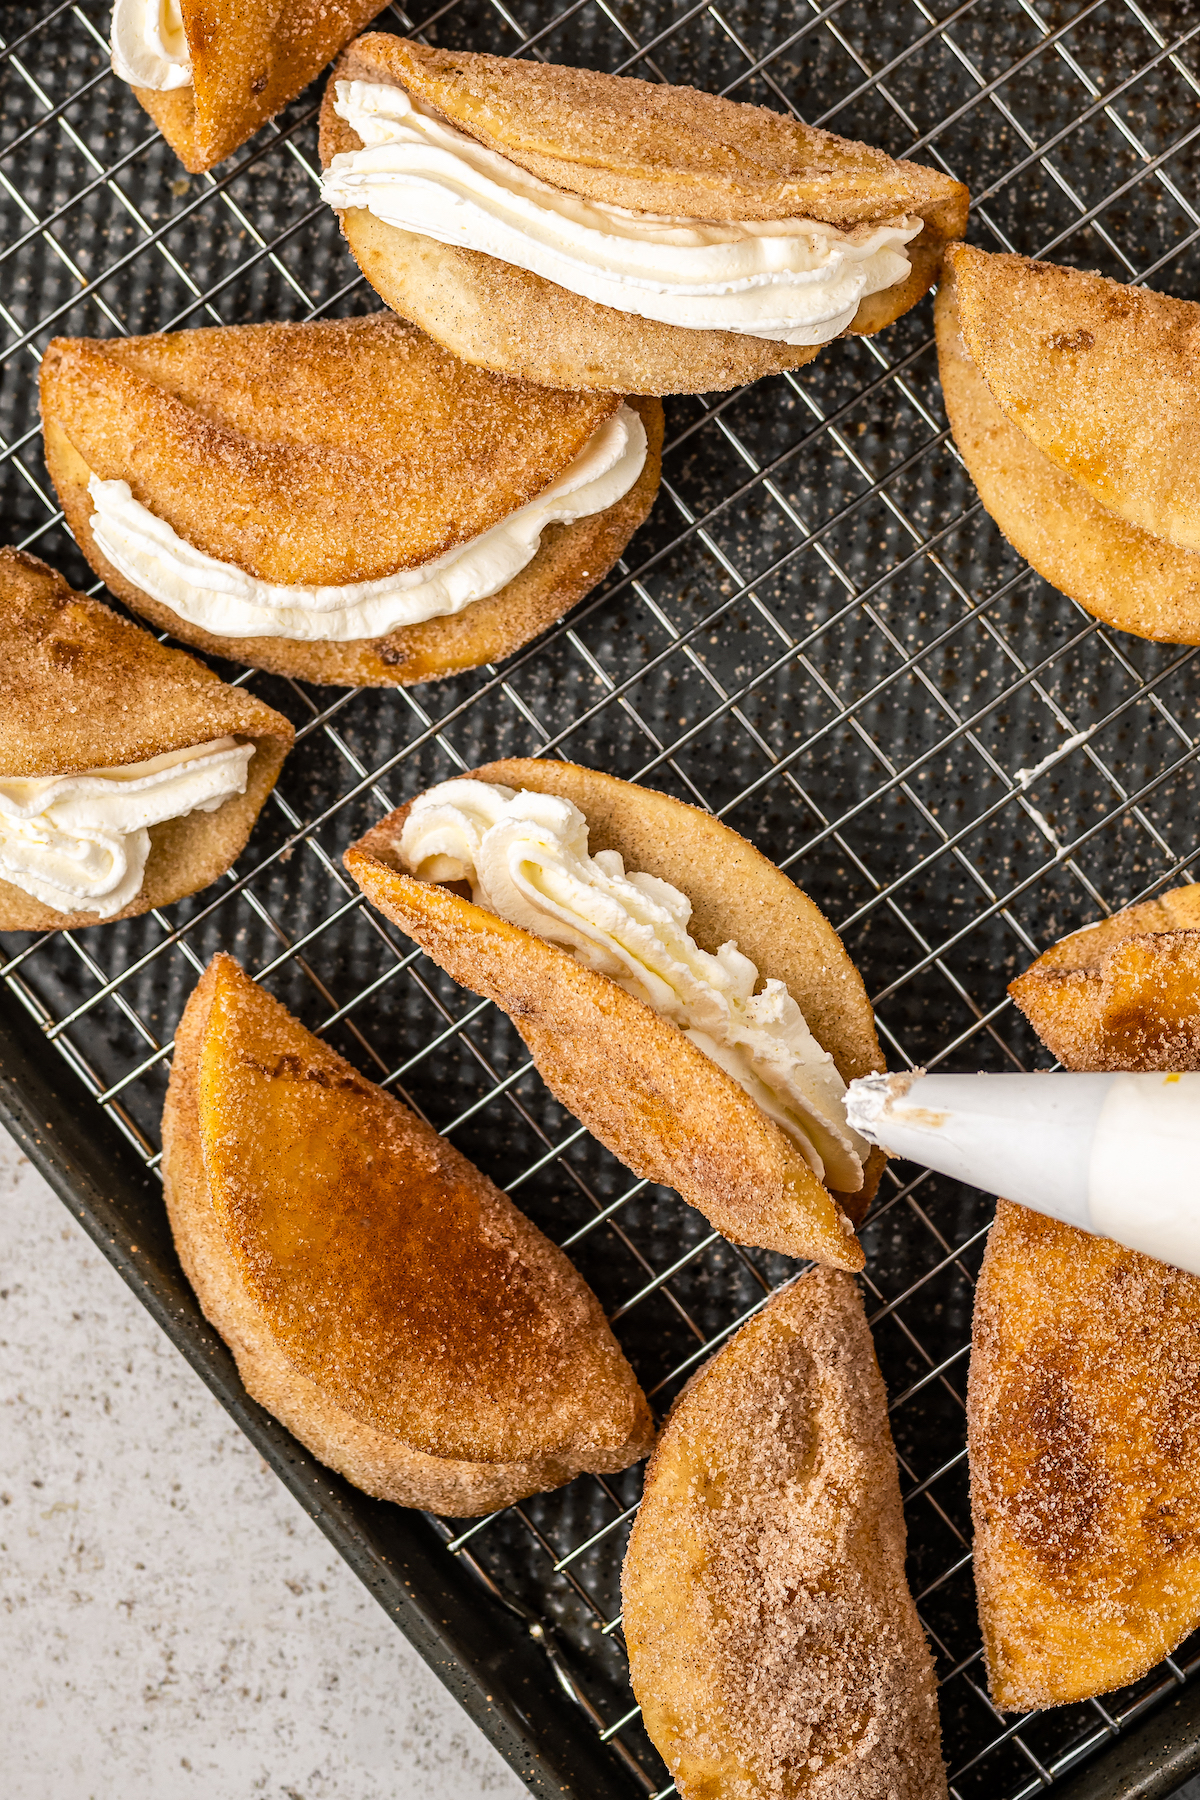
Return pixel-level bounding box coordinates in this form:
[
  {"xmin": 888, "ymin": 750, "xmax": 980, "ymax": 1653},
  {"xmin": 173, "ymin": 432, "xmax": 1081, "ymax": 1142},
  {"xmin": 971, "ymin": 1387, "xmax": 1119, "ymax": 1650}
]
[{"xmin": 0, "ymin": 1128, "xmax": 528, "ymax": 1800}]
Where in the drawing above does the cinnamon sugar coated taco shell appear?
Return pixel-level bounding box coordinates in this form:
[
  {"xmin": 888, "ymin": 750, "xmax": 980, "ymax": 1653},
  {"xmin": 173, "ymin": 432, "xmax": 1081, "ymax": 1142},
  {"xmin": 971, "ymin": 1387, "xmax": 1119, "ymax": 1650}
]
[
  {"xmin": 949, "ymin": 244, "xmax": 1200, "ymax": 549},
  {"xmin": 132, "ymin": 0, "xmax": 390, "ymax": 173},
  {"xmin": 162, "ymin": 954, "xmax": 654, "ymax": 1514},
  {"xmin": 0, "ymin": 549, "xmax": 292, "ymax": 933},
  {"xmin": 40, "ymin": 314, "xmax": 662, "ymax": 687},
  {"xmin": 936, "ymin": 246, "xmax": 1200, "ymax": 643},
  {"xmin": 319, "ymin": 34, "xmax": 968, "ymax": 395},
  {"xmin": 345, "ymin": 760, "xmax": 886, "ymax": 1267},
  {"xmin": 622, "ymin": 1269, "xmax": 946, "ymax": 1799},
  {"xmin": 1009, "ymin": 885, "xmax": 1200, "ymax": 1071},
  {"xmin": 969, "ymin": 884, "xmax": 1200, "ymax": 1709}
]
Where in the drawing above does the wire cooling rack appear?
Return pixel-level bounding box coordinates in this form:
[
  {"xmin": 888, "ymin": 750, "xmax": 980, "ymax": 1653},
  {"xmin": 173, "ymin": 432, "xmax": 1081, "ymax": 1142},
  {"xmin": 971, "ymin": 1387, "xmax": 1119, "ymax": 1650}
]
[{"xmin": 4, "ymin": 1, "xmax": 1200, "ymax": 1795}]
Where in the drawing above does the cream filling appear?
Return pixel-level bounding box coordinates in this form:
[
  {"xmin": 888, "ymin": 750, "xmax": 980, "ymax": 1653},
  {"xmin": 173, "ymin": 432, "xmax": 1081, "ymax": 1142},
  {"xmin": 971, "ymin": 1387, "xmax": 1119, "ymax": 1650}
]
[
  {"xmin": 399, "ymin": 780, "xmax": 868, "ymax": 1190},
  {"xmin": 0, "ymin": 739, "xmax": 253, "ymax": 918},
  {"xmin": 84, "ymin": 405, "xmax": 646, "ymax": 643},
  {"xmin": 110, "ymin": 0, "xmax": 192, "ymax": 91},
  {"xmin": 320, "ymin": 81, "xmax": 920, "ymax": 347}
]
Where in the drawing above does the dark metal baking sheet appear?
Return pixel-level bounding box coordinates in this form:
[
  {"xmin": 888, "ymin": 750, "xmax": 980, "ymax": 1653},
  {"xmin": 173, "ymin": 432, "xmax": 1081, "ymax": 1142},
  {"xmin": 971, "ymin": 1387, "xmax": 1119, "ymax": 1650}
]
[{"xmin": 4, "ymin": 2, "xmax": 1200, "ymax": 1795}]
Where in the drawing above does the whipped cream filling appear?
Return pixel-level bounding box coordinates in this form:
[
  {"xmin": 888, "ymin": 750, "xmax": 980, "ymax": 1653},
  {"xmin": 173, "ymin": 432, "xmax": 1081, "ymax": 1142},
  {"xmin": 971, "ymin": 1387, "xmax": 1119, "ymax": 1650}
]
[
  {"xmin": 110, "ymin": 0, "xmax": 192, "ymax": 91},
  {"xmin": 0, "ymin": 738, "xmax": 253, "ymax": 918},
  {"xmin": 399, "ymin": 781, "xmax": 868, "ymax": 1190},
  {"xmin": 84, "ymin": 404, "xmax": 646, "ymax": 643},
  {"xmin": 320, "ymin": 82, "xmax": 920, "ymax": 346}
]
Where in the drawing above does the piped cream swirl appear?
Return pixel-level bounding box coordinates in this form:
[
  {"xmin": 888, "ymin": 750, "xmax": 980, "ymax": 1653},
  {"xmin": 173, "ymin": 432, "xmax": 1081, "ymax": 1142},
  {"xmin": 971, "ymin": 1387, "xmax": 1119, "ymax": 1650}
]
[
  {"xmin": 0, "ymin": 738, "xmax": 253, "ymax": 918},
  {"xmin": 110, "ymin": 0, "xmax": 192, "ymax": 91},
  {"xmin": 320, "ymin": 81, "xmax": 920, "ymax": 347},
  {"xmin": 399, "ymin": 780, "xmax": 868, "ymax": 1190},
  {"xmin": 85, "ymin": 405, "xmax": 646, "ymax": 642}
]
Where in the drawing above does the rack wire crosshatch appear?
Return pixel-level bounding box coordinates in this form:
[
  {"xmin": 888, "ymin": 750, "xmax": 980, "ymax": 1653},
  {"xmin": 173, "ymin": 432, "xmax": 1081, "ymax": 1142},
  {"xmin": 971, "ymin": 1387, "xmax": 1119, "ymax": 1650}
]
[{"xmin": 3, "ymin": 0, "xmax": 1200, "ymax": 1795}]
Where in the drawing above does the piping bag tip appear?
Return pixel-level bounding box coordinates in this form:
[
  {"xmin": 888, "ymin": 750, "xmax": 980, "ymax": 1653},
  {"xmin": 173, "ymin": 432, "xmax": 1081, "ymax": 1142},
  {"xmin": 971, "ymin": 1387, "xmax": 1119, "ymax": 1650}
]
[
  {"xmin": 844, "ymin": 1068, "xmax": 1200, "ymax": 1278},
  {"xmin": 844, "ymin": 1070, "xmax": 920, "ymax": 1142}
]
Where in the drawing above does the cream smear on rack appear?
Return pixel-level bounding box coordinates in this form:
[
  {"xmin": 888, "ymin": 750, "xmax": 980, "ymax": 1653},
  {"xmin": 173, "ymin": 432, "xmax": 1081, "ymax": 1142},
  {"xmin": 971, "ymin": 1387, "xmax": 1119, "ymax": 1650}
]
[
  {"xmin": 110, "ymin": 0, "xmax": 192, "ymax": 91},
  {"xmin": 400, "ymin": 780, "xmax": 870, "ymax": 1191},
  {"xmin": 0, "ymin": 739, "xmax": 253, "ymax": 917},
  {"xmin": 84, "ymin": 407, "xmax": 646, "ymax": 642},
  {"xmin": 319, "ymin": 82, "xmax": 921, "ymax": 345}
]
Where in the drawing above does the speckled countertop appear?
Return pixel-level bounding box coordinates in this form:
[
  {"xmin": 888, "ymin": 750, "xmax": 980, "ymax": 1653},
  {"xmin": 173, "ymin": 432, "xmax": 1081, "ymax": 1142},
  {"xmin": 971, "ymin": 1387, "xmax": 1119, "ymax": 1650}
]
[{"xmin": 0, "ymin": 1128, "xmax": 527, "ymax": 1800}]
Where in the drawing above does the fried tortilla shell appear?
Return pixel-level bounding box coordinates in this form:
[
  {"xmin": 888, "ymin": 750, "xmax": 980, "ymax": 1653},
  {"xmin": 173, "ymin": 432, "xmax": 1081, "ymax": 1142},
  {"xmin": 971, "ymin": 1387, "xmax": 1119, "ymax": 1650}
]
[
  {"xmin": 162, "ymin": 954, "xmax": 654, "ymax": 1513},
  {"xmin": 622, "ymin": 1268, "xmax": 946, "ymax": 1800},
  {"xmin": 132, "ymin": 0, "xmax": 389, "ymax": 174},
  {"xmin": 970, "ymin": 1200, "xmax": 1200, "ymax": 1711},
  {"xmin": 40, "ymin": 315, "xmax": 662, "ymax": 686},
  {"xmin": 949, "ymin": 243, "xmax": 1200, "ymax": 552},
  {"xmin": 1009, "ymin": 884, "xmax": 1200, "ymax": 1071},
  {"xmin": 383, "ymin": 37, "xmax": 964, "ymax": 227},
  {"xmin": 0, "ymin": 549, "xmax": 292, "ymax": 933},
  {"xmin": 319, "ymin": 35, "xmax": 968, "ymax": 395},
  {"xmin": 345, "ymin": 760, "xmax": 886, "ymax": 1267},
  {"xmin": 969, "ymin": 885, "xmax": 1200, "ymax": 1709},
  {"xmin": 935, "ymin": 267, "xmax": 1200, "ymax": 643}
]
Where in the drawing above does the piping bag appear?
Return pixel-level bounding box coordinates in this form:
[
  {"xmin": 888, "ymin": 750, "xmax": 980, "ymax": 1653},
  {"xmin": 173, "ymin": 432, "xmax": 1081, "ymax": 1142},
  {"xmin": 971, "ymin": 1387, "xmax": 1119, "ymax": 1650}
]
[{"xmin": 846, "ymin": 1070, "xmax": 1200, "ymax": 1275}]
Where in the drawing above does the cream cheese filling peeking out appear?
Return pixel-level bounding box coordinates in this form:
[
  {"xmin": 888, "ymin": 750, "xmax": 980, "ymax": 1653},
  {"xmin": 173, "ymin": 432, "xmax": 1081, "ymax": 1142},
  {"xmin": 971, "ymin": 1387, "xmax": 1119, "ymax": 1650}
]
[
  {"xmin": 0, "ymin": 738, "xmax": 253, "ymax": 918},
  {"xmin": 83, "ymin": 405, "xmax": 646, "ymax": 643},
  {"xmin": 320, "ymin": 82, "xmax": 921, "ymax": 347},
  {"xmin": 398, "ymin": 780, "xmax": 869, "ymax": 1191},
  {"xmin": 110, "ymin": 0, "xmax": 192, "ymax": 91}
]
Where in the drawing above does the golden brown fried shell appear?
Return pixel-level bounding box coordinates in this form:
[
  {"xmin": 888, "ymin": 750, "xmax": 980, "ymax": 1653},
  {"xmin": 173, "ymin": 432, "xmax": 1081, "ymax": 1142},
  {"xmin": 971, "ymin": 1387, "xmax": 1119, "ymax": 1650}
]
[
  {"xmin": 969, "ymin": 885, "xmax": 1200, "ymax": 1709},
  {"xmin": 970, "ymin": 1201, "xmax": 1200, "ymax": 1711},
  {"xmin": 0, "ymin": 549, "xmax": 292, "ymax": 932},
  {"xmin": 935, "ymin": 252, "xmax": 1200, "ymax": 643},
  {"xmin": 345, "ymin": 760, "xmax": 886, "ymax": 1267},
  {"xmin": 43, "ymin": 318, "xmax": 620, "ymax": 582},
  {"xmin": 383, "ymin": 37, "xmax": 965, "ymax": 228},
  {"xmin": 319, "ymin": 34, "xmax": 968, "ymax": 394},
  {"xmin": 40, "ymin": 315, "xmax": 662, "ymax": 686},
  {"xmin": 1009, "ymin": 885, "xmax": 1200, "ymax": 1071},
  {"xmin": 162, "ymin": 954, "xmax": 654, "ymax": 1513},
  {"xmin": 132, "ymin": 0, "xmax": 389, "ymax": 173},
  {"xmin": 622, "ymin": 1269, "xmax": 946, "ymax": 1800},
  {"xmin": 950, "ymin": 244, "xmax": 1200, "ymax": 551}
]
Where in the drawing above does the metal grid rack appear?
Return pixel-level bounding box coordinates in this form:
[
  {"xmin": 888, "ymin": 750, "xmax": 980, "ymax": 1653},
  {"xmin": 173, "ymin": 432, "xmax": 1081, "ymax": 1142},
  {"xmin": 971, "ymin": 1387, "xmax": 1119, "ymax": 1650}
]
[{"xmin": 3, "ymin": 1, "xmax": 1200, "ymax": 1795}]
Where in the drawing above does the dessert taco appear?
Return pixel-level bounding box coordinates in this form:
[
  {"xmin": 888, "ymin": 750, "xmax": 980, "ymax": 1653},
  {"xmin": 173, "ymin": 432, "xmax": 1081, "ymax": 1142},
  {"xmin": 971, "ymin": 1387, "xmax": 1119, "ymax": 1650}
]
[
  {"xmin": 110, "ymin": 0, "xmax": 390, "ymax": 172},
  {"xmin": 319, "ymin": 35, "xmax": 969, "ymax": 394},
  {"xmin": 0, "ymin": 549, "xmax": 292, "ymax": 931},
  {"xmin": 40, "ymin": 313, "xmax": 662, "ymax": 687},
  {"xmin": 345, "ymin": 759, "xmax": 886, "ymax": 1266}
]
